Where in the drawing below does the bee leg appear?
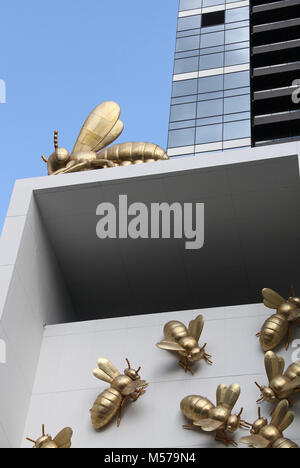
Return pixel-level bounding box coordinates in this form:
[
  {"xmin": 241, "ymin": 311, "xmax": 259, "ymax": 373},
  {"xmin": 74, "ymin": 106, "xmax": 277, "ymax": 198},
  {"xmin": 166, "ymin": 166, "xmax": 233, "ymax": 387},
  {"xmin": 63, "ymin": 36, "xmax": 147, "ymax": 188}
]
[
  {"xmin": 214, "ymin": 431, "xmax": 228, "ymax": 446},
  {"xmin": 220, "ymin": 430, "xmax": 238, "ymax": 447},
  {"xmin": 285, "ymin": 324, "xmax": 293, "ymax": 350},
  {"xmin": 129, "ymin": 388, "xmax": 145, "ymax": 402},
  {"xmin": 203, "ymin": 353, "xmax": 213, "ymax": 365},
  {"xmin": 179, "ymin": 357, "xmax": 195, "ymax": 375},
  {"xmin": 117, "ymin": 397, "xmax": 127, "ymax": 427}
]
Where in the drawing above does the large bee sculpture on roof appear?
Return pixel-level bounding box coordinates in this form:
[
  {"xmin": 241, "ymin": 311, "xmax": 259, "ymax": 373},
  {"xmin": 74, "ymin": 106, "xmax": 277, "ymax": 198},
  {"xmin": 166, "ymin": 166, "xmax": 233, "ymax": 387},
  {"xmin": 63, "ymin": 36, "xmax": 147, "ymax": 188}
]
[{"xmin": 41, "ymin": 101, "xmax": 168, "ymax": 175}]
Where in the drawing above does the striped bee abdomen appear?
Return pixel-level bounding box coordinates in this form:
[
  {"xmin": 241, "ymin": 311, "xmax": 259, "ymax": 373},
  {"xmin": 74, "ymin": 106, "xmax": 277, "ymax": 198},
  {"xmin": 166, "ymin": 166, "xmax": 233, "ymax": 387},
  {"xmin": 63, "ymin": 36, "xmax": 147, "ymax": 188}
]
[
  {"xmin": 180, "ymin": 395, "xmax": 214, "ymax": 422},
  {"xmin": 272, "ymin": 438, "xmax": 299, "ymax": 448},
  {"xmin": 91, "ymin": 388, "xmax": 122, "ymax": 430},
  {"xmin": 260, "ymin": 314, "xmax": 289, "ymax": 351},
  {"xmin": 98, "ymin": 142, "xmax": 168, "ymax": 165}
]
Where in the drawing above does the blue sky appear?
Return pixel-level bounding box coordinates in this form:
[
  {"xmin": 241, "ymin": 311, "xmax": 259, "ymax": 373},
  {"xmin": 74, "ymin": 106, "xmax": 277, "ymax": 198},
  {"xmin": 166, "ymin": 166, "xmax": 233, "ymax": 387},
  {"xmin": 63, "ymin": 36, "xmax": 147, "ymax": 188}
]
[{"xmin": 0, "ymin": 0, "xmax": 177, "ymax": 231}]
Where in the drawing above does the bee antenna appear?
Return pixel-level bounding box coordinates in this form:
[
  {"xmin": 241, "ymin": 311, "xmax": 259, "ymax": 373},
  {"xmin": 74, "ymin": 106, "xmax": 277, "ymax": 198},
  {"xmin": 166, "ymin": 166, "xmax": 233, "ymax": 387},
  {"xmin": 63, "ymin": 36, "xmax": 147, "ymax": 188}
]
[
  {"xmin": 255, "ymin": 381, "xmax": 263, "ymax": 392},
  {"xmin": 41, "ymin": 155, "xmax": 48, "ymax": 163},
  {"xmin": 136, "ymin": 366, "xmax": 141, "ymax": 374},
  {"xmin": 291, "ymin": 285, "xmax": 296, "ymax": 297},
  {"xmin": 26, "ymin": 437, "xmax": 36, "ymax": 444},
  {"xmin": 258, "ymin": 407, "xmax": 261, "ymax": 419},
  {"xmin": 125, "ymin": 358, "xmax": 131, "ymax": 369},
  {"xmin": 42, "ymin": 424, "xmax": 45, "ymax": 437},
  {"xmin": 54, "ymin": 130, "xmax": 58, "ymax": 150},
  {"xmin": 237, "ymin": 408, "xmax": 244, "ymax": 418}
]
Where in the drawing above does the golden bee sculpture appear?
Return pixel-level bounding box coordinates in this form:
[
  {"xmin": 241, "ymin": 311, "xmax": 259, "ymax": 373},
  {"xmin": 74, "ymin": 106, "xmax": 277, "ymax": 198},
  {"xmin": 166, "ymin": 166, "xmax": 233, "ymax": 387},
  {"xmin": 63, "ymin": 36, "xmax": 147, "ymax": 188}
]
[
  {"xmin": 180, "ymin": 384, "xmax": 250, "ymax": 446},
  {"xmin": 255, "ymin": 351, "xmax": 300, "ymax": 405},
  {"xmin": 90, "ymin": 358, "xmax": 148, "ymax": 430},
  {"xmin": 26, "ymin": 424, "xmax": 73, "ymax": 448},
  {"xmin": 156, "ymin": 315, "xmax": 212, "ymax": 374},
  {"xmin": 41, "ymin": 101, "xmax": 168, "ymax": 175},
  {"xmin": 240, "ymin": 400, "xmax": 299, "ymax": 448},
  {"xmin": 257, "ymin": 287, "xmax": 300, "ymax": 351}
]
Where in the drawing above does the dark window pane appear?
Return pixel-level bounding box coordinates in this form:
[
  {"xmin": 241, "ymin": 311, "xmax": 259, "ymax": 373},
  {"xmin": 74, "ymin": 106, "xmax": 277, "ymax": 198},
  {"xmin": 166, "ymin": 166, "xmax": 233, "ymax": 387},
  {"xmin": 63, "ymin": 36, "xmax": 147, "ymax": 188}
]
[
  {"xmin": 174, "ymin": 56, "xmax": 199, "ymax": 74},
  {"xmin": 202, "ymin": 10, "xmax": 225, "ymax": 28},
  {"xmin": 224, "ymin": 70, "xmax": 250, "ymax": 89},
  {"xmin": 172, "ymin": 79, "xmax": 198, "ymax": 97},
  {"xmin": 198, "ymin": 74, "xmax": 223, "ymax": 93},
  {"xmin": 178, "ymin": 15, "xmax": 201, "ymax": 31},
  {"xmin": 197, "ymin": 98, "xmax": 223, "ymax": 118},
  {"xmin": 196, "ymin": 124, "xmax": 223, "ymax": 143},
  {"xmin": 170, "ymin": 103, "xmax": 197, "ymax": 121},
  {"xmin": 168, "ymin": 128, "xmax": 195, "ymax": 147}
]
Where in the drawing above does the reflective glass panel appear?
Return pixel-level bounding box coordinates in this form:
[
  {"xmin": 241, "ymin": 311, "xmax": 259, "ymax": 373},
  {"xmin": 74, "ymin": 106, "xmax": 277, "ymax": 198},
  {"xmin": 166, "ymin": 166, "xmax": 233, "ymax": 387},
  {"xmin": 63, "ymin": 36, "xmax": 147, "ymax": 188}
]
[
  {"xmin": 168, "ymin": 128, "xmax": 195, "ymax": 147},
  {"xmin": 196, "ymin": 124, "xmax": 223, "ymax": 143},
  {"xmin": 174, "ymin": 56, "xmax": 199, "ymax": 74},
  {"xmin": 197, "ymin": 98, "xmax": 223, "ymax": 117},
  {"xmin": 179, "ymin": 0, "xmax": 202, "ymax": 11},
  {"xmin": 178, "ymin": 15, "xmax": 202, "ymax": 31},
  {"xmin": 200, "ymin": 52, "xmax": 224, "ymax": 70},
  {"xmin": 172, "ymin": 79, "xmax": 198, "ymax": 97},
  {"xmin": 224, "ymin": 94, "xmax": 250, "ymax": 114},
  {"xmin": 198, "ymin": 74, "xmax": 223, "ymax": 93},
  {"xmin": 224, "ymin": 70, "xmax": 250, "ymax": 89},
  {"xmin": 200, "ymin": 31, "xmax": 225, "ymax": 48},
  {"xmin": 226, "ymin": 7, "xmax": 249, "ymax": 23},
  {"xmin": 223, "ymin": 120, "xmax": 250, "ymax": 140},
  {"xmin": 225, "ymin": 48, "xmax": 249, "ymax": 66},
  {"xmin": 176, "ymin": 35, "xmax": 200, "ymax": 52},
  {"xmin": 225, "ymin": 27, "xmax": 249, "ymax": 44},
  {"xmin": 170, "ymin": 103, "xmax": 197, "ymax": 121}
]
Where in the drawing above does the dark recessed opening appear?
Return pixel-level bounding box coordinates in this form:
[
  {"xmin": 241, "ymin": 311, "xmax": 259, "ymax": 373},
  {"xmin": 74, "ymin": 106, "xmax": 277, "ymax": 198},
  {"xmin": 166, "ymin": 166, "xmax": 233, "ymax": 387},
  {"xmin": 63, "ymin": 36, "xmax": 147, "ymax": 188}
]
[{"xmin": 201, "ymin": 10, "xmax": 225, "ymax": 28}]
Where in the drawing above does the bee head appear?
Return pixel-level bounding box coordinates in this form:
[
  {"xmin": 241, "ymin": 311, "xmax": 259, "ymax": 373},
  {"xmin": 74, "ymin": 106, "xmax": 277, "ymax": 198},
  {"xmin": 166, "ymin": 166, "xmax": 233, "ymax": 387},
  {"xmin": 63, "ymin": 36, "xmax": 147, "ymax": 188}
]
[
  {"xmin": 124, "ymin": 358, "xmax": 141, "ymax": 381},
  {"xmin": 251, "ymin": 408, "xmax": 268, "ymax": 434},
  {"xmin": 53, "ymin": 130, "xmax": 69, "ymax": 162},
  {"xmin": 255, "ymin": 382, "xmax": 276, "ymax": 403},
  {"xmin": 227, "ymin": 408, "xmax": 244, "ymax": 433},
  {"xmin": 288, "ymin": 285, "xmax": 300, "ymax": 308},
  {"xmin": 187, "ymin": 347, "xmax": 202, "ymax": 362},
  {"xmin": 26, "ymin": 425, "xmax": 52, "ymax": 448}
]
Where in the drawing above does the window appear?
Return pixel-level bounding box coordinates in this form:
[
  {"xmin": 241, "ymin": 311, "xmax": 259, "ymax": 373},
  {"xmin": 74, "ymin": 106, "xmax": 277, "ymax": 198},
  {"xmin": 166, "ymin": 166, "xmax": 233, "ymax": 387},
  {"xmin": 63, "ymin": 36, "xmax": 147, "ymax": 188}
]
[
  {"xmin": 224, "ymin": 71, "xmax": 250, "ymax": 89},
  {"xmin": 172, "ymin": 79, "xmax": 198, "ymax": 97},
  {"xmin": 200, "ymin": 31, "xmax": 225, "ymax": 48},
  {"xmin": 176, "ymin": 35, "xmax": 200, "ymax": 52},
  {"xmin": 170, "ymin": 103, "xmax": 197, "ymax": 121},
  {"xmin": 178, "ymin": 15, "xmax": 202, "ymax": 31},
  {"xmin": 223, "ymin": 120, "xmax": 250, "ymax": 140},
  {"xmin": 196, "ymin": 124, "xmax": 222, "ymax": 143},
  {"xmin": 198, "ymin": 74, "xmax": 223, "ymax": 93},
  {"xmin": 174, "ymin": 56, "xmax": 199, "ymax": 74},
  {"xmin": 224, "ymin": 95, "xmax": 250, "ymax": 114},
  {"xmin": 197, "ymin": 98, "xmax": 223, "ymax": 118},
  {"xmin": 226, "ymin": 7, "xmax": 249, "ymax": 23},
  {"xmin": 225, "ymin": 48, "xmax": 249, "ymax": 66},
  {"xmin": 201, "ymin": 10, "xmax": 225, "ymax": 28},
  {"xmin": 200, "ymin": 52, "xmax": 224, "ymax": 70},
  {"xmin": 168, "ymin": 128, "xmax": 195, "ymax": 148},
  {"xmin": 225, "ymin": 27, "xmax": 249, "ymax": 44},
  {"xmin": 169, "ymin": 120, "xmax": 196, "ymax": 130},
  {"xmin": 179, "ymin": 0, "xmax": 202, "ymax": 11}
]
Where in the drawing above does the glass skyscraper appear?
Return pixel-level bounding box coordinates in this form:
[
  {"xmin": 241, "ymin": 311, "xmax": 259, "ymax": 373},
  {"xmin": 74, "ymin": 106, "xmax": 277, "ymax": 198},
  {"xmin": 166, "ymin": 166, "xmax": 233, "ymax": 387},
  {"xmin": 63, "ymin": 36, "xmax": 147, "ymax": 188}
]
[
  {"xmin": 168, "ymin": 0, "xmax": 251, "ymax": 158},
  {"xmin": 168, "ymin": 0, "xmax": 300, "ymax": 158}
]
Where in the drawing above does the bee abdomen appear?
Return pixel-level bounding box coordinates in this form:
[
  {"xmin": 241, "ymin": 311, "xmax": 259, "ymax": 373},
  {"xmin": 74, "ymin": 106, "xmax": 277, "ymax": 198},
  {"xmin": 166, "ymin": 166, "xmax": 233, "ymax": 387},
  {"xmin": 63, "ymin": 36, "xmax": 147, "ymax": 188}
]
[
  {"xmin": 98, "ymin": 142, "xmax": 168, "ymax": 165},
  {"xmin": 260, "ymin": 314, "xmax": 289, "ymax": 351},
  {"xmin": 91, "ymin": 388, "xmax": 122, "ymax": 430},
  {"xmin": 272, "ymin": 438, "xmax": 299, "ymax": 448},
  {"xmin": 180, "ymin": 395, "xmax": 214, "ymax": 422},
  {"xmin": 164, "ymin": 321, "xmax": 188, "ymax": 342},
  {"xmin": 284, "ymin": 361, "xmax": 300, "ymax": 380}
]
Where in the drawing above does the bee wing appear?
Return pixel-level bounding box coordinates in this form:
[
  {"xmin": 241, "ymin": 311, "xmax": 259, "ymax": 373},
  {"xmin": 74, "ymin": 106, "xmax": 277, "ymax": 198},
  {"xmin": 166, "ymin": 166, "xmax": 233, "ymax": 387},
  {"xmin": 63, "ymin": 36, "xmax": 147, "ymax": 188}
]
[
  {"xmin": 222, "ymin": 384, "xmax": 241, "ymax": 410},
  {"xmin": 278, "ymin": 410, "xmax": 295, "ymax": 433},
  {"xmin": 216, "ymin": 384, "xmax": 228, "ymax": 406},
  {"xmin": 188, "ymin": 315, "xmax": 204, "ymax": 342},
  {"xmin": 270, "ymin": 400, "xmax": 289, "ymax": 427},
  {"xmin": 265, "ymin": 351, "xmax": 285, "ymax": 383},
  {"xmin": 262, "ymin": 288, "xmax": 286, "ymax": 309},
  {"xmin": 53, "ymin": 427, "xmax": 73, "ymax": 448},
  {"xmin": 94, "ymin": 120, "xmax": 124, "ymax": 153},
  {"xmin": 156, "ymin": 340, "xmax": 185, "ymax": 352},
  {"xmin": 128, "ymin": 379, "xmax": 148, "ymax": 394},
  {"xmin": 194, "ymin": 418, "xmax": 223, "ymax": 432},
  {"xmin": 93, "ymin": 358, "xmax": 120, "ymax": 384},
  {"xmin": 72, "ymin": 102, "xmax": 121, "ymax": 154},
  {"xmin": 280, "ymin": 377, "xmax": 300, "ymax": 396},
  {"xmin": 240, "ymin": 434, "xmax": 270, "ymax": 449}
]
